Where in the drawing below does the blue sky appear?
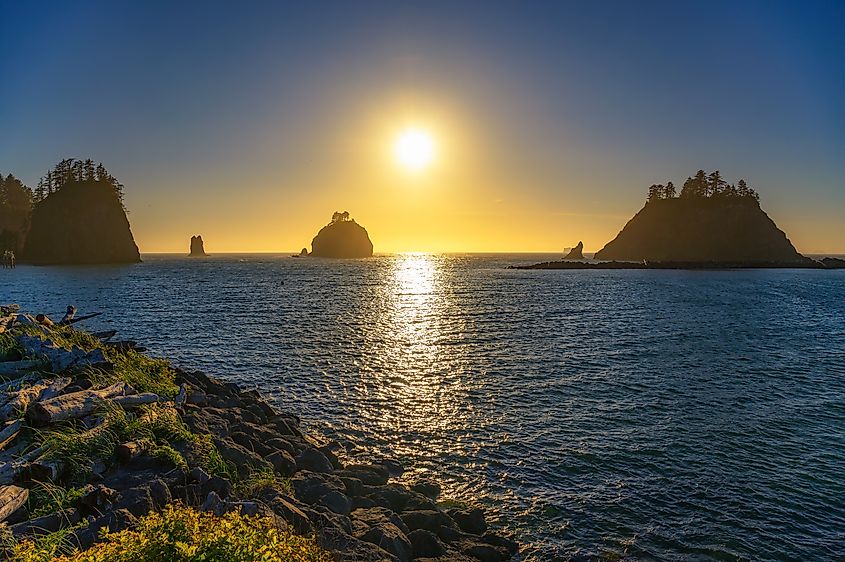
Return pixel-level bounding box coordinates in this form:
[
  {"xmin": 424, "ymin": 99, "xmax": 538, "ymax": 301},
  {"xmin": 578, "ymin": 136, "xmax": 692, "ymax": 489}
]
[{"xmin": 2, "ymin": 1, "xmax": 843, "ymax": 252}]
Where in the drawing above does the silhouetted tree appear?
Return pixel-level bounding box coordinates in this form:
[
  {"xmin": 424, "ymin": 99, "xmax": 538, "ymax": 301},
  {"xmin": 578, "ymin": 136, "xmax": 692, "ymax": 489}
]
[
  {"xmin": 708, "ymin": 170, "xmax": 726, "ymax": 197},
  {"xmin": 693, "ymin": 170, "xmax": 708, "ymax": 197},
  {"xmin": 34, "ymin": 179, "xmax": 46, "ymax": 203},
  {"xmin": 737, "ymin": 179, "xmax": 749, "ymax": 197},
  {"xmin": 664, "ymin": 181, "xmax": 676, "ymax": 199},
  {"xmin": 83, "ymin": 159, "xmax": 95, "ymax": 181}
]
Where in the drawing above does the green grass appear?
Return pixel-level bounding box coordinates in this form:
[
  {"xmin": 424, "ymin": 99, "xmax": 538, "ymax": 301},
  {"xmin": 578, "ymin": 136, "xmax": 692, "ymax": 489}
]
[
  {"xmin": 26, "ymin": 481, "xmax": 88, "ymax": 519},
  {"xmin": 12, "ymin": 503, "xmax": 333, "ymax": 562},
  {"xmin": 188, "ymin": 434, "xmax": 237, "ymax": 481},
  {"xmin": 0, "ymin": 332, "xmax": 23, "ymax": 361},
  {"xmin": 37, "ymin": 403, "xmax": 193, "ymax": 481},
  {"xmin": 234, "ymin": 467, "xmax": 290, "ymax": 498}
]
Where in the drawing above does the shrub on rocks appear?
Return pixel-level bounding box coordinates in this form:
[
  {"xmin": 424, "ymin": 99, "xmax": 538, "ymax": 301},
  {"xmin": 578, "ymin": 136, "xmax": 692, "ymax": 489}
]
[{"xmin": 12, "ymin": 502, "xmax": 332, "ymax": 562}]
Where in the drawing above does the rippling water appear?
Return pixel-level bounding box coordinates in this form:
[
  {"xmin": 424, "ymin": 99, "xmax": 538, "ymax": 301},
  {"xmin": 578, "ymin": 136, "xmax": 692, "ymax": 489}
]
[{"xmin": 3, "ymin": 254, "xmax": 845, "ymax": 560}]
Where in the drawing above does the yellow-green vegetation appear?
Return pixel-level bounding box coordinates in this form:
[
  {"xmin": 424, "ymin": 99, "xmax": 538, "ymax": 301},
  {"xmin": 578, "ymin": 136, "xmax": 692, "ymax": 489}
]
[
  {"xmin": 5, "ymin": 523, "xmax": 83, "ymax": 562},
  {"xmin": 16, "ymin": 324, "xmax": 178, "ymax": 397},
  {"xmin": 11, "ymin": 503, "xmax": 333, "ymax": 562}
]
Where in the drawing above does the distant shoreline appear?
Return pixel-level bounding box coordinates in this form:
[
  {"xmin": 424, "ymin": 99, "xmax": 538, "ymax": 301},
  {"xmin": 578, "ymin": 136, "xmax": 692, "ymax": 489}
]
[{"xmin": 511, "ymin": 259, "xmax": 845, "ymax": 270}]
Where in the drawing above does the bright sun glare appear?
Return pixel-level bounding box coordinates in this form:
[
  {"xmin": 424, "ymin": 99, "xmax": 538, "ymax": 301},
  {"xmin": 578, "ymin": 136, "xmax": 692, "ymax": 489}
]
[{"xmin": 394, "ymin": 128, "xmax": 435, "ymax": 171}]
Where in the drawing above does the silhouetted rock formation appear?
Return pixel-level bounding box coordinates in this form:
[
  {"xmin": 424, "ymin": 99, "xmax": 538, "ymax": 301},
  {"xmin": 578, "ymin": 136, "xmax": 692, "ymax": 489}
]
[
  {"xmin": 23, "ymin": 180, "xmax": 140, "ymax": 265},
  {"xmin": 821, "ymin": 257, "xmax": 845, "ymax": 269},
  {"xmin": 594, "ymin": 197, "xmax": 812, "ymax": 265},
  {"xmin": 189, "ymin": 235, "xmax": 208, "ymax": 256},
  {"xmin": 309, "ymin": 212, "xmax": 373, "ymax": 258},
  {"xmin": 563, "ymin": 241, "xmax": 584, "ymax": 260},
  {"xmin": 299, "ymin": 247, "xmax": 308, "ymax": 257}
]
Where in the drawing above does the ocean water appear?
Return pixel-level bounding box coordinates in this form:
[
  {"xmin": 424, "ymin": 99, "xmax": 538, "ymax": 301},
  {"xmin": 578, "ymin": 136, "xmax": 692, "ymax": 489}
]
[{"xmin": 3, "ymin": 254, "xmax": 844, "ymax": 561}]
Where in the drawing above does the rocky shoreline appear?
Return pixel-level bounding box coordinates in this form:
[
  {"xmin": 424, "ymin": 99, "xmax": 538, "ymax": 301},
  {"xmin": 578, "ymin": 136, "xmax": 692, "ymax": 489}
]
[{"xmin": 0, "ymin": 305, "xmax": 517, "ymax": 561}]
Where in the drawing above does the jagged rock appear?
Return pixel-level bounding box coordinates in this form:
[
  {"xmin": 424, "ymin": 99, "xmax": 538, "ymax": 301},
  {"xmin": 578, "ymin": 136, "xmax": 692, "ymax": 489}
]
[
  {"xmin": 448, "ymin": 508, "xmax": 486, "ymax": 535},
  {"xmin": 200, "ymin": 476, "xmax": 232, "ymax": 500},
  {"xmin": 319, "ymin": 490, "xmax": 352, "ymax": 515},
  {"xmin": 292, "ymin": 471, "xmax": 346, "ymax": 505},
  {"xmin": 213, "ymin": 437, "xmax": 270, "ymax": 477},
  {"xmin": 23, "ymin": 178, "xmax": 140, "ymax": 265},
  {"xmin": 400, "ymin": 510, "xmax": 455, "ymax": 534},
  {"xmin": 261, "ymin": 490, "xmax": 314, "ymax": 535},
  {"xmin": 595, "ymin": 197, "xmax": 813, "ymax": 264},
  {"xmin": 11, "ymin": 508, "xmax": 81, "ymax": 539},
  {"xmin": 458, "ymin": 540, "xmax": 512, "ymax": 562},
  {"xmin": 189, "ymin": 235, "xmax": 208, "ymax": 256},
  {"xmin": 189, "ymin": 467, "xmax": 210, "ymax": 484},
  {"xmin": 409, "ymin": 528, "xmax": 448, "ymax": 558},
  {"xmin": 296, "ymin": 447, "xmax": 334, "ymax": 473},
  {"xmin": 410, "ymin": 479, "xmax": 441, "ymax": 500},
  {"xmin": 309, "ymin": 212, "xmax": 373, "ymax": 258},
  {"xmin": 563, "ymin": 241, "xmax": 584, "ymax": 260},
  {"xmin": 266, "ymin": 450, "xmax": 297, "ymax": 476},
  {"xmin": 299, "ymin": 247, "xmax": 309, "ymax": 257},
  {"xmin": 340, "ymin": 464, "xmax": 391, "ymax": 486}
]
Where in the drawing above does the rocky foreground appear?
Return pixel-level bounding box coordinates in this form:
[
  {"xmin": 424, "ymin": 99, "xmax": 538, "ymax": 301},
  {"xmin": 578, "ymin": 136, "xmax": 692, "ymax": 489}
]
[{"xmin": 0, "ymin": 305, "xmax": 516, "ymax": 561}]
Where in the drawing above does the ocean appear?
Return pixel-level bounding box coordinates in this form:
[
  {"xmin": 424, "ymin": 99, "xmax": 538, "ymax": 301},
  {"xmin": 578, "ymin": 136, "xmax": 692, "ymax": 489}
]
[{"xmin": 3, "ymin": 253, "xmax": 844, "ymax": 560}]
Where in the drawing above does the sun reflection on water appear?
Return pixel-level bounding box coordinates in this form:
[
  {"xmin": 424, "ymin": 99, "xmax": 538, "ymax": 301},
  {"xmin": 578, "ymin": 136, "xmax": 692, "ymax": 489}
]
[{"xmin": 365, "ymin": 253, "xmax": 480, "ymax": 486}]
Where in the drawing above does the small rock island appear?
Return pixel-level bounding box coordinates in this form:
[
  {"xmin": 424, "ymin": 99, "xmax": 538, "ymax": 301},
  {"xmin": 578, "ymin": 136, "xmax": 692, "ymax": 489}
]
[
  {"xmin": 189, "ymin": 235, "xmax": 208, "ymax": 256},
  {"xmin": 23, "ymin": 160, "xmax": 141, "ymax": 265},
  {"xmin": 308, "ymin": 211, "xmax": 373, "ymax": 258},
  {"xmin": 563, "ymin": 241, "xmax": 584, "ymax": 260}
]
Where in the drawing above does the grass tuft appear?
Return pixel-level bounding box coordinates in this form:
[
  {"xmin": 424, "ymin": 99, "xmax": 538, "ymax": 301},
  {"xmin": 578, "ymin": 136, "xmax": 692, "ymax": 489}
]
[{"xmin": 26, "ymin": 481, "xmax": 87, "ymax": 519}]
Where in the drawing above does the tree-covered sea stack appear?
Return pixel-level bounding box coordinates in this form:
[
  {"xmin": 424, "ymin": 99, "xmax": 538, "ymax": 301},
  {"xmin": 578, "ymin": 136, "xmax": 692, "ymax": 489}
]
[
  {"xmin": 594, "ymin": 170, "xmax": 813, "ymax": 265},
  {"xmin": 23, "ymin": 159, "xmax": 140, "ymax": 265}
]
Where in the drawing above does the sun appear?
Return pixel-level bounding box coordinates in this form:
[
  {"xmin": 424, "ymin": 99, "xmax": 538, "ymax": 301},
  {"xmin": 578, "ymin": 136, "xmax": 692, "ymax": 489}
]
[{"xmin": 393, "ymin": 128, "xmax": 435, "ymax": 171}]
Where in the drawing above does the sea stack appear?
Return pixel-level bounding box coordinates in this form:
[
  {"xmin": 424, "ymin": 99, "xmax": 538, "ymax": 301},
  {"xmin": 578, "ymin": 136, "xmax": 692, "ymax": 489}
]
[
  {"xmin": 23, "ymin": 177, "xmax": 140, "ymax": 265},
  {"xmin": 308, "ymin": 211, "xmax": 373, "ymax": 258},
  {"xmin": 190, "ymin": 235, "xmax": 208, "ymax": 256},
  {"xmin": 563, "ymin": 241, "xmax": 584, "ymax": 260},
  {"xmin": 594, "ymin": 172, "xmax": 813, "ymax": 265}
]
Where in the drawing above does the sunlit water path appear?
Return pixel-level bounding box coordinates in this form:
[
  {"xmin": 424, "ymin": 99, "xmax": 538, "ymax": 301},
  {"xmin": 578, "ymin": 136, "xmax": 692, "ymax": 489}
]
[{"xmin": 4, "ymin": 254, "xmax": 845, "ymax": 560}]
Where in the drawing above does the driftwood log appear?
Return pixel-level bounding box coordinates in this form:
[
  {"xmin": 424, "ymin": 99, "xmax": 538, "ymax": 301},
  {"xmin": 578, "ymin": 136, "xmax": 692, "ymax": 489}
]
[
  {"xmin": 0, "ymin": 420, "xmax": 22, "ymax": 450},
  {"xmin": 111, "ymin": 393, "xmax": 161, "ymax": 408},
  {"xmin": 21, "ymin": 457, "xmax": 65, "ymax": 482},
  {"xmin": 26, "ymin": 382, "xmax": 133, "ymax": 426},
  {"xmin": 0, "ymin": 361, "xmax": 41, "ymax": 378},
  {"xmin": 0, "ymin": 382, "xmax": 50, "ymax": 422},
  {"xmin": 0, "ymin": 485, "xmax": 28, "ymax": 523}
]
